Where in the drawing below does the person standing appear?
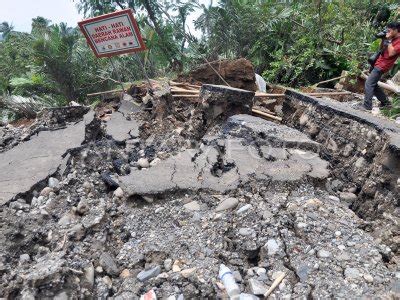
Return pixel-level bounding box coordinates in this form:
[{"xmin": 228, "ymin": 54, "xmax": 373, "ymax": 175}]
[{"xmin": 363, "ymin": 22, "xmax": 400, "ymax": 110}]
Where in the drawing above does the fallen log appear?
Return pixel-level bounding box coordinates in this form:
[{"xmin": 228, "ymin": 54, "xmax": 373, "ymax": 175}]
[
  {"xmin": 87, "ymin": 89, "xmax": 123, "ymax": 97},
  {"xmin": 360, "ymin": 72, "xmax": 400, "ymax": 94},
  {"xmin": 170, "ymin": 88, "xmax": 199, "ymax": 94},
  {"xmin": 169, "ymin": 81, "xmax": 202, "ymax": 89},
  {"xmin": 252, "ymin": 109, "xmax": 282, "ymax": 122}
]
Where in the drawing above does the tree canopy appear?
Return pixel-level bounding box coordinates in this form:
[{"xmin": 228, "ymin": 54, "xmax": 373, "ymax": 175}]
[{"xmin": 1, "ymin": 0, "xmax": 400, "ymax": 120}]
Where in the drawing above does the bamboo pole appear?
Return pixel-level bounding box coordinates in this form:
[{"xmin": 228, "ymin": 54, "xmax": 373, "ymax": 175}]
[
  {"xmin": 87, "ymin": 88, "xmax": 124, "ymax": 97},
  {"xmin": 252, "ymin": 109, "xmax": 282, "ymax": 122},
  {"xmin": 311, "ymin": 74, "xmax": 348, "ymax": 88}
]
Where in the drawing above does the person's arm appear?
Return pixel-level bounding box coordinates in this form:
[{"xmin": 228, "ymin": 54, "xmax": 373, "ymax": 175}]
[{"xmin": 387, "ymin": 42, "xmax": 398, "ymax": 57}]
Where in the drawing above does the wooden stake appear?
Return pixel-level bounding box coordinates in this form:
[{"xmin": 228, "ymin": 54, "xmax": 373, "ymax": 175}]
[{"xmin": 264, "ymin": 272, "xmax": 286, "ymax": 298}]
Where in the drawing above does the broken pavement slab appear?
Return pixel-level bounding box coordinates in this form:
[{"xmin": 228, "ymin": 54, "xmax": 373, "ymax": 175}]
[
  {"xmin": 199, "ymin": 84, "xmax": 254, "ymax": 127},
  {"xmin": 105, "ymin": 100, "xmax": 141, "ymax": 143},
  {"xmin": 118, "ymin": 114, "xmax": 329, "ymax": 197},
  {"xmin": 0, "ymin": 111, "xmax": 94, "ymax": 206}
]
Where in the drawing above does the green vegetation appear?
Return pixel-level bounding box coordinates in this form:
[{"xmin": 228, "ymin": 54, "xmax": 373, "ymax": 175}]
[{"xmin": 1, "ymin": 0, "xmax": 400, "ymax": 120}]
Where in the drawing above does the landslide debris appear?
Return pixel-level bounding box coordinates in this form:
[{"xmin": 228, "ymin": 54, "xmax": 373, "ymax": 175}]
[
  {"xmin": 176, "ymin": 58, "xmax": 257, "ymax": 92},
  {"xmin": 0, "ymin": 82, "xmax": 399, "ymax": 299}
]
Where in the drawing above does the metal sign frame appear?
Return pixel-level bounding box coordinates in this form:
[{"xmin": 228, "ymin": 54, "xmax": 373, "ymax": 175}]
[{"xmin": 78, "ymin": 9, "xmax": 146, "ymax": 58}]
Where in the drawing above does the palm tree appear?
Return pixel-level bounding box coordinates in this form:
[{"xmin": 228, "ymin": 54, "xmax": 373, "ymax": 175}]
[
  {"xmin": 0, "ymin": 22, "xmax": 14, "ymax": 40},
  {"xmin": 194, "ymin": 1, "xmax": 215, "ymax": 36}
]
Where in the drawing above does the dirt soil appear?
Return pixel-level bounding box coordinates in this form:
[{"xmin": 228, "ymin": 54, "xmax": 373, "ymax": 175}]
[{"xmin": 176, "ymin": 58, "xmax": 257, "ymax": 92}]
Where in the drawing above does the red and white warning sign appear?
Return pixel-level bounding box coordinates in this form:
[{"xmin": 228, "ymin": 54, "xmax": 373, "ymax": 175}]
[{"xmin": 78, "ymin": 9, "xmax": 146, "ymax": 58}]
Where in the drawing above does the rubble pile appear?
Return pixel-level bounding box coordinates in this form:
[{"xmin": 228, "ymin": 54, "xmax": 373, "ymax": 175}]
[
  {"xmin": 0, "ymin": 83, "xmax": 399, "ymax": 298},
  {"xmin": 284, "ymin": 90, "xmax": 400, "ymax": 258}
]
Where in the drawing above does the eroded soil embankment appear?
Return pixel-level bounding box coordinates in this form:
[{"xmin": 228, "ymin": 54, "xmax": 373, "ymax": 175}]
[{"xmin": 283, "ymin": 90, "xmax": 400, "ymax": 257}]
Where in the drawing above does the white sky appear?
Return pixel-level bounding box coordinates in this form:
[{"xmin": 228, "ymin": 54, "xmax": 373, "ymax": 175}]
[
  {"xmin": 0, "ymin": 0, "xmax": 209, "ymax": 35},
  {"xmin": 0, "ymin": 0, "xmax": 84, "ymax": 32}
]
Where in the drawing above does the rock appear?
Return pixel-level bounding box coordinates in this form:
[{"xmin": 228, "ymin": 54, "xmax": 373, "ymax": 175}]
[
  {"xmin": 137, "ymin": 158, "xmax": 150, "ymax": 168},
  {"xmin": 296, "ymin": 222, "xmax": 307, "ymax": 229},
  {"xmin": 354, "ymin": 157, "xmax": 366, "ymax": 168},
  {"xmin": 143, "ymin": 196, "xmax": 154, "ymax": 203},
  {"xmin": 40, "ymin": 187, "xmax": 53, "ymax": 197},
  {"xmin": 239, "ymin": 227, "xmax": 254, "ymax": 236},
  {"xmin": 164, "ymin": 259, "xmax": 173, "ymax": 271},
  {"xmin": 68, "ymin": 224, "xmax": 85, "ymax": 241},
  {"xmin": 248, "ymin": 278, "xmax": 267, "ymax": 295},
  {"xmin": 180, "ymin": 267, "xmax": 197, "ymax": 278},
  {"xmin": 150, "ymin": 157, "xmax": 161, "ymax": 166},
  {"xmin": 19, "ymin": 254, "xmax": 30, "ymax": 264},
  {"xmin": 236, "ymin": 204, "xmax": 252, "ymax": 214},
  {"xmin": 9, "ymin": 200, "xmax": 30, "ymax": 211},
  {"xmin": 183, "ymin": 201, "xmax": 201, "ymax": 211},
  {"xmin": 172, "ymin": 261, "xmax": 182, "ymax": 272},
  {"xmin": 58, "ymin": 212, "xmax": 78, "ymax": 226},
  {"xmin": 329, "ymin": 195, "xmax": 340, "ymax": 202},
  {"xmin": 76, "ymin": 198, "xmax": 89, "ymax": 214},
  {"xmin": 317, "ymin": 249, "xmax": 331, "ymax": 258},
  {"xmin": 102, "ymin": 275, "xmax": 112, "ymax": 288},
  {"xmin": 305, "ymin": 198, "xmax": 322, "ymax": 208},
  {"xmin": 342, "ymin": 144, "xmax": 354, "ymax": 157},
  {"xmin": 113, "ymin": 187, "xmax": 124, "ymax": 198},
  {"xmin": 83, "ymin": 264, "xmax": 95, "ymax": 288},
  {"xmin": 82, "ymin": 181, "xmax": 92, "ymax": 191},
  {"xmin": 233, "ymin": 270, "xmax": 243, "ymax": 283},
  {"xmin": 215, "ymin": 197, "xmax": 239, "ymax": 212},
  {"xmin": 344, "ymin": 268, "xmax": 361, "ymax": 280},
  {"xmin": 137, "ymin": 266, "xmax": 161, "ymax": 282},
  {"xmin": 297, "ymin": 264, "xmax": 312, "ymax": 282},
  {"xmin": 256, "ymin": 268, "xmax": 267, "ymax": 276},
  {"xmin": 48, "ymin": 177, "xmax": 60, "ymax": 189},
  {"xmin": 339, "ymin": 192, "xmax": 357, "ymax": 202},
  {"xmin": 99, "ymin": 252, "xmax": 120, "ymax": 276},
  {"xmin": 363, "ymin": 274, "xmax": 374, "ymax": 283},
  {"xmin": 120, "ymin": 269, "xmax": 131, "ymax": 278},
  {"xmin": 265, "ymin": 239, "xmax": 280, "ymax": 255},
  {"xmin": 81, "ymin": 199, "xmax": 105, "ymax": 228}
]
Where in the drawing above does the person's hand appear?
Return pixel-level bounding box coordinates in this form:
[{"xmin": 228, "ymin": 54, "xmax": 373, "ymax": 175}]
[{"xmin": 383, "ymin": 39, "xmax": 392, "ymax": 47}]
